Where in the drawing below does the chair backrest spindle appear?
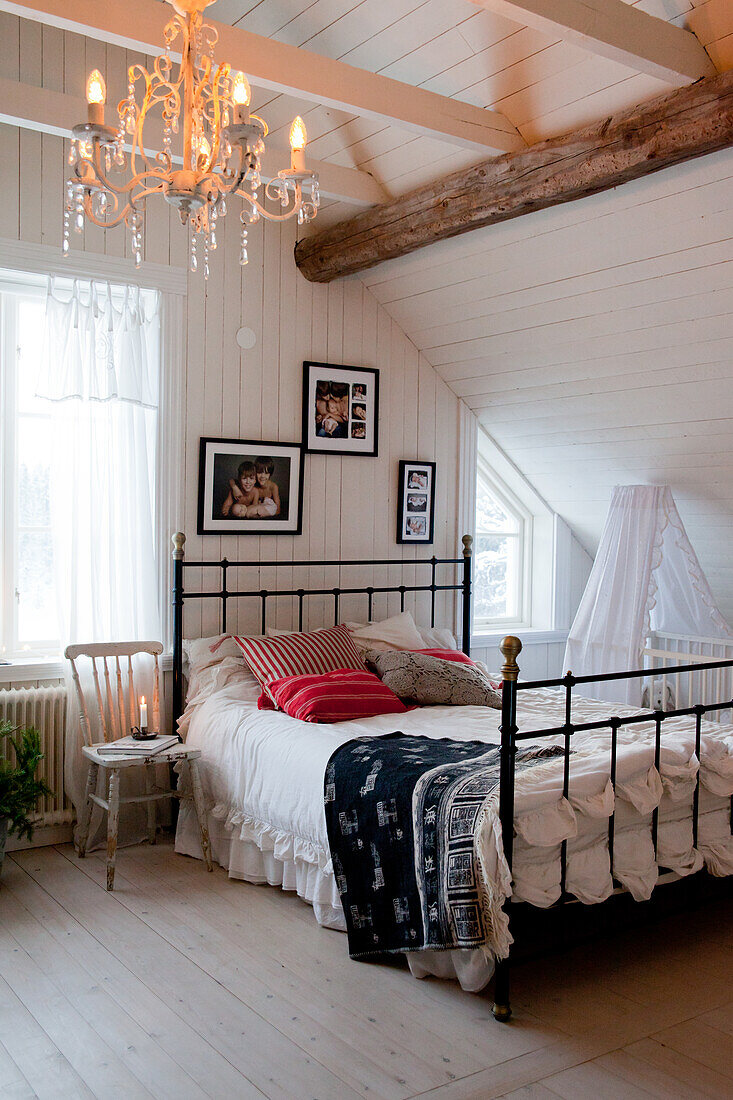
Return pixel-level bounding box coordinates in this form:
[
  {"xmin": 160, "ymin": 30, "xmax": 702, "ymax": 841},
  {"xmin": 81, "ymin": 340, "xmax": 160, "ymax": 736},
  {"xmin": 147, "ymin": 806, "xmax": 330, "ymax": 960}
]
[
  {"xmin": 115, "ymin": 657, "xmax": 126, "ymax": 737},
  {"xmin": 152, "ymin": 654, "xmax": 161, "ymax": 733},
  {"xmin": 91, "ymin": 657, "xmax": 108, "ymax": 740},
  {"xmin": 64, "ymin": 641, "xmax": 165, "ymax": 746},
  {"xmin": 128, "ymin": 655, "xmax": 136, "ymax": 731},
  {"xmin": 103, "ymin": 657, "xmax": 118, "ymax": 740}
]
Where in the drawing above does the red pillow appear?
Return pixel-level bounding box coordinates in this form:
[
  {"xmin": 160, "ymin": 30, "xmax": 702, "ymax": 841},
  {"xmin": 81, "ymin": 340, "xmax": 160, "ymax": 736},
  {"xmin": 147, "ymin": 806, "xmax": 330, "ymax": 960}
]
[
  {"xmin": 414, "ymin": 648, "xmax": 476, "ymax": 665},
  {"xmin": 259, "ymin": 669, "xmax": 408, "ymax": 723}
]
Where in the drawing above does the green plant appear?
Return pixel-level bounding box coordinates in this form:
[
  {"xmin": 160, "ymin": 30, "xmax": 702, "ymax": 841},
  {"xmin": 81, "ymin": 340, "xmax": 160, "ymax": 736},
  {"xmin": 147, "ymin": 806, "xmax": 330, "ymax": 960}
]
[{"xmin": 0, "ymin": 721, "xmax": 53, "ymax": 841}]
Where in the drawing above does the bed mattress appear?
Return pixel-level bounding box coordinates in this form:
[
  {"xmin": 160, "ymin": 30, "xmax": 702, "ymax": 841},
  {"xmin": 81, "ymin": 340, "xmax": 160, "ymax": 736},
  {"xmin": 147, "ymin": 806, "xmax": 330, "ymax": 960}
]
[{"xmin": 175, "ymin": 680, "xmax": 733, "ymax": 991}]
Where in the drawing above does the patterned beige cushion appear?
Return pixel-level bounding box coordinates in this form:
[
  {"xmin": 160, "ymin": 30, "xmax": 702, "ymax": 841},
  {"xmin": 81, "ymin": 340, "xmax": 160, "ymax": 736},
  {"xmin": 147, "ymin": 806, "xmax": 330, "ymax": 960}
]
[{"xmin": 363, "ymin": 650, "xmax": 502, "ymax": 708}]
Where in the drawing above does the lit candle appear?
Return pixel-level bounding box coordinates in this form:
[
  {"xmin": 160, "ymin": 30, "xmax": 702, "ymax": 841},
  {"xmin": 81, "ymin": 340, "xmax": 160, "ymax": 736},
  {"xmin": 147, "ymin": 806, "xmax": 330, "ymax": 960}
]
[
  {"xmin": 290, "ymin": 116, "xmax": 307, "ymax": 172},
  {"xmin": 139, "ymin": 695, "xmax": 148, "ymax": 730},
  {"xmin": 86, "ymin": 69, "xmax": 106, "ymax": 126},
  {"xmin": 231, "ymin": 71, "xmax": 251, "ymax": 125}
]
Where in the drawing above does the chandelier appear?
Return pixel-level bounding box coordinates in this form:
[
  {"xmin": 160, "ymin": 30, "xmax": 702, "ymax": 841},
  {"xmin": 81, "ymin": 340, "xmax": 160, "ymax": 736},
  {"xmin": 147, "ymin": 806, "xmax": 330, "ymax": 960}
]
[{"xmin": 64, "ymin": 0, "xmax": 319, "ymax": 278}]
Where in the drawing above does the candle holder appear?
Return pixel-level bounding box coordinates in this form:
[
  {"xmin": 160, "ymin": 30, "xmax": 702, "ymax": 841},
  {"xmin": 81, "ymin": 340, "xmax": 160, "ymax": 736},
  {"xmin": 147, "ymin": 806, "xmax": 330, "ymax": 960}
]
[{"xmin": 130, "ymin": 725, "xmax": 158, "ymax": 741}]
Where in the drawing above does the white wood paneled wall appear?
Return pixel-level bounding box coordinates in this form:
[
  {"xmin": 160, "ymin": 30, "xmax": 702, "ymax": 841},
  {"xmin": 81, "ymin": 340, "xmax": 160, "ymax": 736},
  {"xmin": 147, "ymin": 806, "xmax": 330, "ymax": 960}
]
[
  {"xmin": 363, "ymin": 146, "xmax": 733, "ymax": 626},
  {"xmin": 472, "ymin": 638, "xmax": 567, "ymax": 679},
  {"xmin": 0, "ymin": 13, "xmax": 463, "ymax": 644}
]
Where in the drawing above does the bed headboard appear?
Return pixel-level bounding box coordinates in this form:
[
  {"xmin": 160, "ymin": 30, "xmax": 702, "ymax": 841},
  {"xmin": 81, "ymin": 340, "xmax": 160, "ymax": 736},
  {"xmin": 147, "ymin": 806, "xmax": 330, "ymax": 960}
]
[{"xmin": 171, "ymin": 533, "xmax": 473, "ymax": 723}]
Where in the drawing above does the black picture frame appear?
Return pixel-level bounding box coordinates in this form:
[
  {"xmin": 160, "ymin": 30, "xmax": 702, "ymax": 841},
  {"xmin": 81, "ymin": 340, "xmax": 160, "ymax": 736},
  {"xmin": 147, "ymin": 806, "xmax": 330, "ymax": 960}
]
[
  {"xmin": 302, "ymin": 360, "xmax": 379, "ymax": 457},
  {"xmin": 397, "ymin": 460, "xmax": 436, "ymax": 544},
  {"xmin": 197, "ymin": 437, "xmax": 305, "ymax": 536}
]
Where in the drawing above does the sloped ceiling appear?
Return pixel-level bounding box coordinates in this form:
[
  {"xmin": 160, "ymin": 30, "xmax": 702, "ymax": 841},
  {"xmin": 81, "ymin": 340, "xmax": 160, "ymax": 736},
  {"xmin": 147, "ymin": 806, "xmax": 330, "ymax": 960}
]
[
  {"xmin": 215, "ymin": 0, "xmax": 731, "ymax": 226},
  {"xmin": 358, "ymin": 146, "xmax": 733, "ymax": 623}
]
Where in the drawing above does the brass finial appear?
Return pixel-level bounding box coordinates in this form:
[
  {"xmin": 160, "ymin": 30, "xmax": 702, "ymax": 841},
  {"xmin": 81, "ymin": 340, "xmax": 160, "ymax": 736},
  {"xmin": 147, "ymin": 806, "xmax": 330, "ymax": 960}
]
[
  {"xmin": 462, "ymin": 533, "xmax": 473, "ymax": 557},
  {"xmin": 172, "ymin": 532, "xmax": 186, "ymax": 560},
  {"xmin": 500, "ymin": 635, "xmax": 522, "ymax": 681}
]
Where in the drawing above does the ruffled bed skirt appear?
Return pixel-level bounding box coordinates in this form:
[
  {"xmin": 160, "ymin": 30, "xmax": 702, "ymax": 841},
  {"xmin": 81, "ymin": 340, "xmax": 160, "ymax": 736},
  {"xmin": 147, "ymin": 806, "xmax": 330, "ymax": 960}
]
[
  {"xmin": 174, "ymin": 758, "xmax": 733, "ymax": 995},
  {"xmin": 174, "ymin": 800, "xmax": 497, "ymax": 991}
]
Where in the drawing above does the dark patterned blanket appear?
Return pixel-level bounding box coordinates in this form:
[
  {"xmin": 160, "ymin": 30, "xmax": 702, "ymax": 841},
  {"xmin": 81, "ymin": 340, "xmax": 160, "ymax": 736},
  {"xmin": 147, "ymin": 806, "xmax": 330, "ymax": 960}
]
[{"xmin": 324, "ymin": 732, "xmax": 562, "ymax": 959}]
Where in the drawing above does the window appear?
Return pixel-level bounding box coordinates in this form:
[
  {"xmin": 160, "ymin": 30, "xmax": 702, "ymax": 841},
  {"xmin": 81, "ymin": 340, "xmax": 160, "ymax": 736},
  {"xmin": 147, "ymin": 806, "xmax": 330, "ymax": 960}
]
[
  {"xmin": 474, "ymin": 452, "xmax": 531, "ymax": 628},
  {"xmin": 0, "ymin": 285, "xmax": 59, "ymax": 655},
  {"xmin": 1, "ymin": 270, "xmax": 165, "ymax": 660}
]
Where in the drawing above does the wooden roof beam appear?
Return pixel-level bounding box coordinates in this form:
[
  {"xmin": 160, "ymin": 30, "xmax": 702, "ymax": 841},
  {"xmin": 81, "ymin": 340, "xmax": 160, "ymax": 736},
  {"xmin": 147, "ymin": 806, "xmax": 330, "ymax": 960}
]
[
  {"xmin": 295, "ymin": 67, "xmax": 733, "ymax": 283},
  {"xmin": 0, "ymin": 0, "xmax": 525, "ymax": 154},
  {"xmin": 468, "ymin": 0, "xmax": 716, "ymax": 86}
]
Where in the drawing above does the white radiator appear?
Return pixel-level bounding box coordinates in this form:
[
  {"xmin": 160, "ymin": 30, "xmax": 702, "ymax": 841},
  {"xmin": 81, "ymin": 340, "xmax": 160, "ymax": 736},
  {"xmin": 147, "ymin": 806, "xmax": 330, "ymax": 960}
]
[{"xmin": 0, "ymin": 685, "xmax": 73, "ymax": 827}]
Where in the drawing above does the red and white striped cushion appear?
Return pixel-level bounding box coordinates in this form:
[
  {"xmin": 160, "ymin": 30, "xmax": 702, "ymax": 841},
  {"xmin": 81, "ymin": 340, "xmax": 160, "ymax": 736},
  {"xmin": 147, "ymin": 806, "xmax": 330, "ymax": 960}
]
[
  {"xmin": 232, "ymin": 623, "xmax": 365, "ymax": 687},
  {"xmin": 259, "ymin": 669, "xmax": 408, "ymax": 723}
]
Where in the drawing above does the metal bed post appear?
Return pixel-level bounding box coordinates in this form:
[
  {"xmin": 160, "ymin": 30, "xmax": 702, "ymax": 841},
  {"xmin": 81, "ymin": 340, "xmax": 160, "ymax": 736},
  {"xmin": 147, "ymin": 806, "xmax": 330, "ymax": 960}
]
[
  {"xmin": 492, "ymin": 634, "xmax": 522, "ymax": 1022},
  {"xmin": 172, "ymin": 532, "xmax": 186, "ymax": 727},
  {"xmin": 461, "ymin": 534, "xmax": 473, "ymax": 657}
]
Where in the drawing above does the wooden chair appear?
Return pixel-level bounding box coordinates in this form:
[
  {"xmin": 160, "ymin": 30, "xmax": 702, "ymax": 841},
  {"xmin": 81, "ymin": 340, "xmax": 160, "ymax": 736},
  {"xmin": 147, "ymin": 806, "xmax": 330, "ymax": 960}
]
[{"xmin": 65, "ymin": 640, "xmax": 213, "ymax": 890}]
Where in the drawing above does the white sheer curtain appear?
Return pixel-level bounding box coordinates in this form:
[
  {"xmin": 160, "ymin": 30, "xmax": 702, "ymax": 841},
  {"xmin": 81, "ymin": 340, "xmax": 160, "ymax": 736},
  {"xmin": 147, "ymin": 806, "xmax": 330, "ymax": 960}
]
[
  {"xmin": 564, "ymin": 485, "xmax": 732, "ymax": 704},
  {"xmin": 38, "ymin": 278, "xmax": 164, "ymax": 847}
]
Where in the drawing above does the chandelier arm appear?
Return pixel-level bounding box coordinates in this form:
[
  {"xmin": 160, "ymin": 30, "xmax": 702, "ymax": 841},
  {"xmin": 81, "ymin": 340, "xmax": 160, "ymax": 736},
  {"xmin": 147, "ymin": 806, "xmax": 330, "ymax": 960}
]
[
  {"xmin": 209, "ymin": 142, "xmax": 247, "ymax": 195},
  {"xmin": 82, "ymin": 191, "xmax": 130, "ymax": 230},
  {"xmin": 131, "ymin": 69, "xmax": 164, "ymax": 179},
  {"xmin": 236, "ymin": 183, "xmax": 306, "ymax": 223},
  {"xmin": 86, "ymin": 142, "xmax": 168, "ymax": 198},
  {"xmin": 201, "ymin": 61, "xmax": 231, "ymax": 175}
]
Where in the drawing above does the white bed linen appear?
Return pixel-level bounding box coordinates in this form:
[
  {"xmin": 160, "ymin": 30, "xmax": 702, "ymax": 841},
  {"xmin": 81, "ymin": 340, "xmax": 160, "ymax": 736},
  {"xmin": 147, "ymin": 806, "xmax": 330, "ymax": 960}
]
[{"xmin": 176, "ymin": 682, "xmax": 733, "ymax": 992}]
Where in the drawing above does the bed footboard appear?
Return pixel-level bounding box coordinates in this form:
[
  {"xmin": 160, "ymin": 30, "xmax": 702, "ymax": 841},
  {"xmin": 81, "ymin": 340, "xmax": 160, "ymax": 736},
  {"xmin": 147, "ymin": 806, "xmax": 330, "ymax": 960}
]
[
  {"xmin": 493, "ymin": 635, "xmax": 733, "ymax": 1023},
  {"xmin": 492, "ymin": 635, "xmax": 522, "ymax": 1022}
]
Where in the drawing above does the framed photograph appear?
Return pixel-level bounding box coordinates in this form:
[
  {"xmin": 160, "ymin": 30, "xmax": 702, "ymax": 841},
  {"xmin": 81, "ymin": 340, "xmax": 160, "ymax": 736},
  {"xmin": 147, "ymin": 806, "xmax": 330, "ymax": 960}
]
[
  {"xmin": 397, "ymin": 460, "xmax": 436, "ymax": 544},
  {"xmin": 302, "ymin": 361, "xmax": 379, "ymax": 456},
  {"xmin": 197, "ymin": 437, "xmax": 304, "ymax": 535}
]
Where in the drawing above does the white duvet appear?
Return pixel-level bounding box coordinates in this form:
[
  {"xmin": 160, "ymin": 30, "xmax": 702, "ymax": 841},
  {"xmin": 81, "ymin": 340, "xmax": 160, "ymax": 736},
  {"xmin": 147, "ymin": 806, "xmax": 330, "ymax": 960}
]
[{"xmin": 176, "ymin": 679, "xmax": 733, "ymax": 992}]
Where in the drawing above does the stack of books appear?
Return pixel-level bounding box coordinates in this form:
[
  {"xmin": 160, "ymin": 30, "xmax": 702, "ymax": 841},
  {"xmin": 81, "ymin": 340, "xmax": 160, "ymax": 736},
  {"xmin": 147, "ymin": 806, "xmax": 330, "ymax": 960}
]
[{"xmin": 97, "ymin": 734, "xmax": 180, "ymax": 756}]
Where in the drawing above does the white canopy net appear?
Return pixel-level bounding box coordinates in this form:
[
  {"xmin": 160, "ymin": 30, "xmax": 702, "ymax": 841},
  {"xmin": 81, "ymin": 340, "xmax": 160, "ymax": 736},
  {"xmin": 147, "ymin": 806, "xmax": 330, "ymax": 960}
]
[{"xmin": 563, "ymin": 485, "xmax": 732, "ymax": 704}]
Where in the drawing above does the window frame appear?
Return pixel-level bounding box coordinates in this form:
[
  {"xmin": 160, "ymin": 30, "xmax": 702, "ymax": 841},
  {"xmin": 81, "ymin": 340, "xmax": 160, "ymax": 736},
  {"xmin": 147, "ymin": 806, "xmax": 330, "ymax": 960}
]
[
  {"xmin": 474, "ymin": 453, "xmax": 533, "ymax": 631},
  {"xmin": 0, "ymin": 283, "xmax": 60, "ymax": 657}
]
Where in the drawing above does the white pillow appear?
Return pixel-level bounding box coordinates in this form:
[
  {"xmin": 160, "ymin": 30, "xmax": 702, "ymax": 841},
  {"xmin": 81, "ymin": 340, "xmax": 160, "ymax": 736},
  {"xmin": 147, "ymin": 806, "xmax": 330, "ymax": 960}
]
[
  {"xmin": 417, "ymin": 625, "xmax": 459, "ymax": 650},
  {"xmin": 182, "ymin": 634, "xmax": 259, "ymax": 705},
  {"xmin": 267, "ymin": 613, "xmax": 457, "ymax": 654},
  {"xmin": 183, "ymin": 634, "xmax": 243, "ymax": 672},
  {"xmin": 344, "ymin": 611, "xmax": 425, "ymax": 653}
]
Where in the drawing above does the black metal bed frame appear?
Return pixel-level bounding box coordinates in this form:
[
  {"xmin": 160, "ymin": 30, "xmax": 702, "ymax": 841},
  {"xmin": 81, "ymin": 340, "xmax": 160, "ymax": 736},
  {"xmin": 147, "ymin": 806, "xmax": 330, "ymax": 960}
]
[
  {"xmin": 494, "ymin": 637, "xmax": 733, "ymax": 1021},
  {"xmin": 171, "ymin": 533, "xmax": 732, "ymax": 1025},
  {"xmin": 171, "ymin": 531, "xmax": 474, "ymax": 726}
]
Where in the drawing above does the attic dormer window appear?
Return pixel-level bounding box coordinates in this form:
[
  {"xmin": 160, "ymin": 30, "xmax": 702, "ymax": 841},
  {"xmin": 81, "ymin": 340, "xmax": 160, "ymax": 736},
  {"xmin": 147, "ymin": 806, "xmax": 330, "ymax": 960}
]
[{"xmin": 474, "ymin": 457, "xmax": 531, "ymax": 628}]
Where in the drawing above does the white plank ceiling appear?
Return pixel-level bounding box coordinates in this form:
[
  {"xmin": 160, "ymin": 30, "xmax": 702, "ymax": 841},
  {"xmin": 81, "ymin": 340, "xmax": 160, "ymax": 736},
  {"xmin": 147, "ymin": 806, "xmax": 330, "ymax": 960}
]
[
  {"xmin": 360, "ymin": 145, "xmax": 733, "ymax": 623},
  {"xmin": 208, "ymin": 0, "xmax": 733, "ymax": 221}
]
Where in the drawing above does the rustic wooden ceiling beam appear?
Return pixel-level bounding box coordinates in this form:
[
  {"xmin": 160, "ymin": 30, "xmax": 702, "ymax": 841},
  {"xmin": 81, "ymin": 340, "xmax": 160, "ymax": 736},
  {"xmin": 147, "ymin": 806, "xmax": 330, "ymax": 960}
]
[
  {"xmin": 468, "ymin": 0, "xmax": 715, "ymax": 87},
  {"xmin": 294, "ymin": 67, "xmax": 733, "ymax": 284}
]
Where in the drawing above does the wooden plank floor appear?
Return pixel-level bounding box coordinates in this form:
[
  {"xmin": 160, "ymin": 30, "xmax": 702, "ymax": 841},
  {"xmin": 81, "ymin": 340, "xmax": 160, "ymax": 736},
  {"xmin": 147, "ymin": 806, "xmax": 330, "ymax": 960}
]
[{"xmin": 0, "ymin": 840, "xmax": 731, "ymax": 1100}]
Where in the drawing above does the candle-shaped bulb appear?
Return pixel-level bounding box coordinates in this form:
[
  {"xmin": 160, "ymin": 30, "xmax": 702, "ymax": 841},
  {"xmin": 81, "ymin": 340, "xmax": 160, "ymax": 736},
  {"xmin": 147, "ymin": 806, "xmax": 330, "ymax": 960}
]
[
  {"xmin": 139, "ymin": 695, "xmax": 148, "ymax": 729},
  {"xmin": 290, "ymin": 115, "xmax": 307, "ymax": 153},
  {"xmin": 197, "ymin": 132, "xmax": 211, "ymax": 169},
  {"xmin": 290, "ymin": 116, "xmax": 307, "ymax": 171},
  {"xmin": 231, "ymin": 71, "xmax": 251, "ymax": 108},
  {"xmin": 86, "ymin": 69, "xmax": 106, "ymax": 126},
  {"xmin": 86, "ymin": 69, "xmax": 106, "ymax": 105}
]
